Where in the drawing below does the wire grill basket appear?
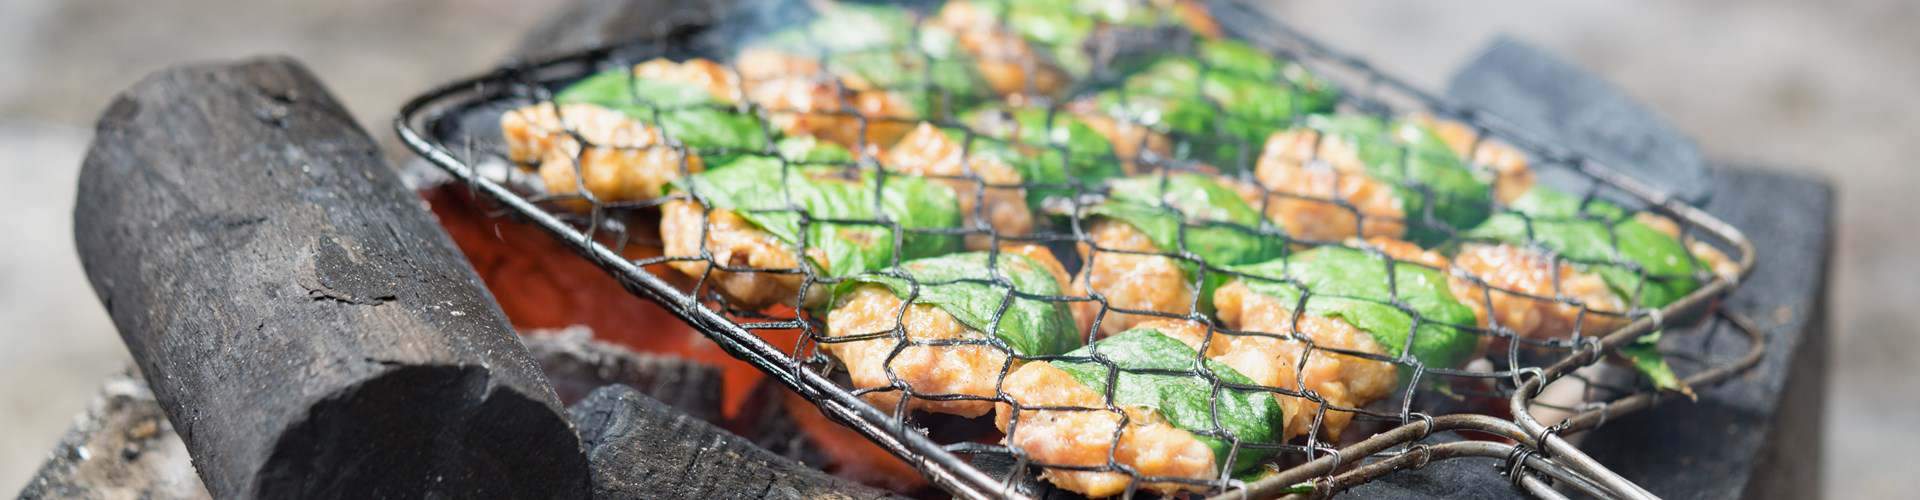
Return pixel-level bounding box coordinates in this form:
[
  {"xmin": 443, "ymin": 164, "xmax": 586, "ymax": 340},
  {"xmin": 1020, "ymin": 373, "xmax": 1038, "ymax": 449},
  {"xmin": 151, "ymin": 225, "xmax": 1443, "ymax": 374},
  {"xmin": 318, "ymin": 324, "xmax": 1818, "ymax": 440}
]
[{"xmin": 397, "ymin": 1, "xmax": 1760, "ymax": 497}]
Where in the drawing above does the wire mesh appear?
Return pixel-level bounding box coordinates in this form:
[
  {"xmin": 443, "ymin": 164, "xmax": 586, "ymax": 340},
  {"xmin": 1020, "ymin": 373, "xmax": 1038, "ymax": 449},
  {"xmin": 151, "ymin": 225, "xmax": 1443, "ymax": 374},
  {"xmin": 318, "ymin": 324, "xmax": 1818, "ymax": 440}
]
[{"xmin": 397, "ymin": 1, "xmax": 1759, "ymax": 498}]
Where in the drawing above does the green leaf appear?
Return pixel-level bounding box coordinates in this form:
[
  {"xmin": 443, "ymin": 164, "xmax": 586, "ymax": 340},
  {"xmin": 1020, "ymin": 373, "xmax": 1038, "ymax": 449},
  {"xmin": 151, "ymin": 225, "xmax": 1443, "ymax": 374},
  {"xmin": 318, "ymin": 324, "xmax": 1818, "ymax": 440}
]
[
  {"xmin": 655, "ymin": 108, "xmax": 772, "ymax": 153},
  {"xmin": 980, "ymin": 0, "xmax": 1098, "ymax": 76},
  {"xmin": 1003, "ymin": 4, "xmax": 1091, "ymax": 44},
  {"xmin": 964, "ymin": 108, "xmax": 1128, "ymax": 205},
  {"xmin": 556, "ymin": 70, "xmax": 712, "ymax": 108},
  {"xmin": 1463, "ymin": 187, "xmax": 1702, "ymax": 309},
  {"xmin": 1091, "ymin": 174, "xmax": 1286, "ymax": 313},
  {"xmin": 839, "ymin": 252, "xmax": 1080, "ymax": 356},
  {"xmin": 1052, "ymin": 328, "xmax": 1287, "ymax": 472},
  {"xmin": 554, "ymin": 69, "xmax": 771, "ymax": 152},
  {"xmin": 1097, "ymin": 49, "xmax": 1338, "ymax": 168},
  {"xmin": 952, "ymin": 133, "xmax": 1066, "ymax": 207},
  {"xmin": 985, "ymin": 0, "xmax": 1160, "ymax": 26},
  {"xmin": 1299, "ymin": 114, "xmax": 1492, "ymax": 245},
  {"xmin": 1151, "ymin": 103, "xmax": 1272, "ymax": 167},
  {"xmin": 953, "ymin": 0, "xmax": 1201, "ymax": 78},
  {"xmin": 752, "ymin": 3, "xmax": 989, "ymax": 119},
  {"xmin": 1091, "ymin": 89, "xmax": 1216, "ymax": 139},
  {"xmin": 1097, "ymin": 174, "xmax": 1279, "ymax": 265},
  {"xmin": 774, "ymin": 136, "xmax": 854, "ymax": 165},
  {"xmin": 672, "ymin": 157, "xmax": 962, "ymax": 278},
  {"xmin": 1228, "ymin": 246, "xmax": 1479, "ymax": 372},
  {"xmin": 1106, "ymin": 175, "xmax": 1265, "ymax": 227},
  {"xmin": 1621, "ymin": 332, "xmax": 1694, "ymax": 397},
  {"xmin": 1197, "ymin": 40, "xmax": 1281, "ymax": 80},
  {"xmin": 761, "ymin": 2, "xmax": 916, "ymax": 53},
  {"xmin": 1008, "ymin": 109, "xmax": 1123, "ymax": 179},
  {"xmin": 824, "ymin": 48, "xmax": 987, "ymax": 118}
]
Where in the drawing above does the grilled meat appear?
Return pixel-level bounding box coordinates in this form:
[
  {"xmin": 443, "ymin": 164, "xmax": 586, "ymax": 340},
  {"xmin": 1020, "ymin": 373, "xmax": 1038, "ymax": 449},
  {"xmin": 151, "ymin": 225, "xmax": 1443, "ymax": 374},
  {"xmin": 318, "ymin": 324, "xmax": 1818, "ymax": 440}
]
[
  {"xmin": 660, "ymin": 200, "xmax": 820, "ymax": 310},
  {"xmin": 931, "ymin": 1, "xmax": 1071, "ymax": 99},
  {"xmin": 1449, "ymin": 242, "xmax": 1628, "ymax": 341},
  {"xmin": 1247, "ymin": 128, "xmax": 1409, "ymax": 243},
  {"xmin": 736, "ymin": 48, "xmax": 918, "ymax": 150},
  {"xmin": 825, "ymin": 285, "xmax": 1011, "ymax": 417},
  {"xmin": 1415, "ymin": 116, "xmax": 1536, "ymax": 205},
  {"xmin": 1072, "ymin": 218, "xmax": 1196, "ymax": 337},
  {"xmin": 997, "ymin": 360, "xmax": 1216, "ymax": 496},
  {"xmin": 882, "ymin": 123, "xmax": 1036, "ymax": 249},
  {"xmin": 823, "ymin": 245, "xmax": 1075, "ymax": 417},
  {"xmin": 501, "ymin": 103, "xmax": 703, "ymax": 209},
  {"xmin": 1212, "ymin": 281, "xmax": 1398, "ymax": 440}
]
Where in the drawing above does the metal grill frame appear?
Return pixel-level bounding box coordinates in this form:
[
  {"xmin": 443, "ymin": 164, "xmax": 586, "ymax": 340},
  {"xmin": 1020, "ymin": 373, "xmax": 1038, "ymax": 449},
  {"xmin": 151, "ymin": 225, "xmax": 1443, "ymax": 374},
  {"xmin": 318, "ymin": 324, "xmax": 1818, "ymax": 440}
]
[{"xmin": 396, "ymin": 1, "xmax": 1761, "ymax": 498}]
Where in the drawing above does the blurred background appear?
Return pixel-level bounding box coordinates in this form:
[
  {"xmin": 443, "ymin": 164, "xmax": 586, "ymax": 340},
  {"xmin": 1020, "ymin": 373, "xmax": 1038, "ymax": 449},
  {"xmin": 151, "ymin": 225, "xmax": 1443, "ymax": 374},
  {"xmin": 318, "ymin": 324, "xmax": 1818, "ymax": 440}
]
[{"xmin": 2, "ymin": 0, "xmax": 1913, "ymax": 496}]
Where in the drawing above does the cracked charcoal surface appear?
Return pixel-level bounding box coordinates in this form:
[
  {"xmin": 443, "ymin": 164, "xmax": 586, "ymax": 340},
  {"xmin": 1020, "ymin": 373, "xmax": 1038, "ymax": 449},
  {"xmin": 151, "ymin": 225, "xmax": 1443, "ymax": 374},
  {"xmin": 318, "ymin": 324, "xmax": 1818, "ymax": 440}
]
[
  {"xmin": 70, "ymin": 58, "xmax": 586, "ymax": 498},
  {"xmin": 569, "ymin": 385, "xmax": 898, "ymax": 500}
]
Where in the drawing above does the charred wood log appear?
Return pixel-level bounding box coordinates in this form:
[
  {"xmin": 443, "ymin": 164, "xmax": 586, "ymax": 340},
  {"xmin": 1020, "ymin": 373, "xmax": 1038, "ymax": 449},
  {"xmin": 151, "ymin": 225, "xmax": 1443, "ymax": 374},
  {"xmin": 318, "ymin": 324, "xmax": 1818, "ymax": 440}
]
[
  {"xmin": 727, "ymin": 377, "xmax": 833, "ymax": 469},
  {"xmin": 570, "ymin": 385, "xmax": 899, "ymax": 499},
  {"xmin": 725, "ymin": 377, "xmax": 932, "ymax": 493},
  {"xmin": 523, "ymin": 326, "xmax": 724, "ymax": 419},
  {"xmin": 72, "ymin": 57, "xmax": 587, "ymax": 499}
]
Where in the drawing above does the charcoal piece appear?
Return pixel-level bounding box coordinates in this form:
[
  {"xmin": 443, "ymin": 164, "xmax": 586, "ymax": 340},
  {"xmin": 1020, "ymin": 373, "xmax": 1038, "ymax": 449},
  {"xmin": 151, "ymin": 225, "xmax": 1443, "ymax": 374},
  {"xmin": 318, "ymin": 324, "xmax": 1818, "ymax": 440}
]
[
  {"xmin": 18, "ymin": 372, "xmax": 210, "ymax": 500},
  {"xmin": 523, "ymin": 326, "xmax": 724, "ymax": 420},
  {"xmin": 725, "ymin": 377, "xmax": 968, "ymax": 495},
  {"xmin": 1447, "ymin": 36, "xmax": 1712, "ymax": 204},
  {"xmin": 72, "ymin": 57, "xmax": 587, "ymax": 498},
  {"xmin": 964, "ymin": 451, "xmax": 1072, "ymax": 500},
  {"xmin": 570, "ymin": 385, "xmax": 900, "ymax": 499},
  {"xmin": 728, "ymin": 377, "xmax": 833, "ymax": 469}
]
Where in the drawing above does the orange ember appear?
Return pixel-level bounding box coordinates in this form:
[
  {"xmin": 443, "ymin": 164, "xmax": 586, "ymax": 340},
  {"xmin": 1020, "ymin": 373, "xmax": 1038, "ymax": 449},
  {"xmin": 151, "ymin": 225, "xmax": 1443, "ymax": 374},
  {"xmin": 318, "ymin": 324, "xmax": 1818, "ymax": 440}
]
[{"xmin": 421, "ymin": 184, "xmax": 923, "ymax": 490}]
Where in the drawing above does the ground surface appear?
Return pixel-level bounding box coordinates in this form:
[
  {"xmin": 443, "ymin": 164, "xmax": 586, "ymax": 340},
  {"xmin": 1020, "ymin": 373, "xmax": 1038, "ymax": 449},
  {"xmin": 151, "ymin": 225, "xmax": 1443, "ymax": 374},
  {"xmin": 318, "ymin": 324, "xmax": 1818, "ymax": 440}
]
[{"xmin": 2, "ymin": 0, "xmax": 1913, "ymax": 497}]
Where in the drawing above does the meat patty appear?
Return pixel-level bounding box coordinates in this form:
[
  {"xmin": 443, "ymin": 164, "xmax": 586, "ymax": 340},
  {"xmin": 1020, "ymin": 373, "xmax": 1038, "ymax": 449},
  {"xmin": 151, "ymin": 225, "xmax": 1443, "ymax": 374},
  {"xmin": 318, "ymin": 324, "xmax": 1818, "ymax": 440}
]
[
  {"xmin": 883, "ymin": 123, "xmax": 1035, "ymax": 249},
  {"xmin": 500, "ymin": 103, "xmax": 703, "ymax": 210},
  {"xmin": 1063, "ymin": 103, "xmax": 1172, "ymax": 173},
  {"xmin": 659, "ymin": 199, "xmax": 821, "ymax": 310},
  {"xmin": 996, "ymin": 361, "xmax": 1217, "ymax": 497},
  {"xmin": 1212, "ymin": 281, "xmax": 1398, "ymax": 440},
  {"xmin": 1358, "ymin": 236, "xmax": 1451, "ymax": 269},
  {"xmin": 822, "ymin": 244, "xmax": 1072, "ymax": 417},
  {"xmin": 1072, "ymin": 219, "xmax": 1196, "ymax": 338},
  {"xmin": 932, "ymin": 1, "xmax": 1070, "ymax": 99},
  {"xmin": 1415, "ymin": 116, "xmax": 1536, "ymax": 205},
  {"xmin": 633, "ymin": 58, "xmax": 744, "ymax": 104},
  {"xmin": 736, "ymin": 48, "xmax": 917, "ymax": 151},
  {"xmin": 1249, "ymin": 129, "xmax": 1407, "ymax": 243},
  {"xmin": 824, "ymin": 286, "xmax": 1009, "ymax": 417},
  {"xmin": 1448, "ymin": 243, "xmax": 1628, "ymax": 342}
]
